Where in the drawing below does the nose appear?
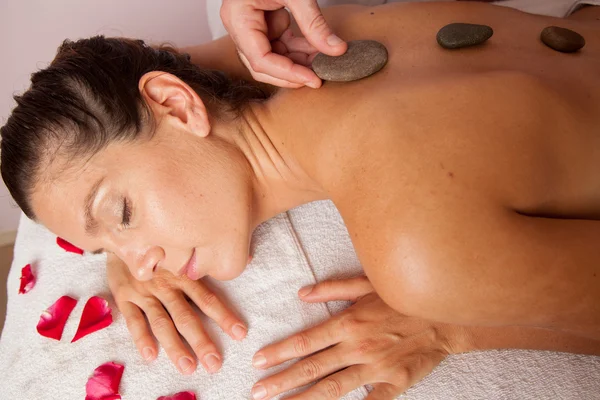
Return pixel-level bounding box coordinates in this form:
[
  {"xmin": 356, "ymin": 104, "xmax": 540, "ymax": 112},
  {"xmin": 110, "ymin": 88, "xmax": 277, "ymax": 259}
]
[{"xmin": 118, "ymin": 245, "xmax": 165, "ymax": 281}]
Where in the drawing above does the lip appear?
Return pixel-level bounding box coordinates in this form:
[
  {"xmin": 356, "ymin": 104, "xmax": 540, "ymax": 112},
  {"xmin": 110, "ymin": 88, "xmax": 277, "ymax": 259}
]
[{"xmin": 181, "ymin": 249, "xmax": 200, "ymax": 280}]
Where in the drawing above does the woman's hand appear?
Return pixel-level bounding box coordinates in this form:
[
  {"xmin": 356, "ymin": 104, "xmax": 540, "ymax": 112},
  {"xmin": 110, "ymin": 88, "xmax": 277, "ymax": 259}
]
[
  {"xmin": 250, "ymin": 276, "xmax": 465, "ymax": 400},
  {"xmin": 106, "ymin": 254, "xmax": 248, "ymax": 375},
  {"xmin": 220, "ymin": 0, "xmax": 347, "ymax": 88}
]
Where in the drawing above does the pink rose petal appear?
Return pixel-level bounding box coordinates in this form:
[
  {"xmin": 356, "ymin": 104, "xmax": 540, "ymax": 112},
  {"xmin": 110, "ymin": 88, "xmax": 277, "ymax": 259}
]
[
  {"xmin": 157, "ymin": 392, "xmax": 197, "ymax": 400},
  {"xmin": 19, "ymin": 264, "xmax": 36, "ymax": 294},
  {"xmin": 85, "ymin": 361, "xmax": 124, "ymax": 400},
  {"xmin": 72, "ymin": 296, "xmax": 113, "ymax": 342},
  {"xmin": 57, "ymin": 237, "xmax": 84, "ymax": 255},
  {"xmin": 36, "ymin": 295, "xmax": 77, "ymax": 340}
]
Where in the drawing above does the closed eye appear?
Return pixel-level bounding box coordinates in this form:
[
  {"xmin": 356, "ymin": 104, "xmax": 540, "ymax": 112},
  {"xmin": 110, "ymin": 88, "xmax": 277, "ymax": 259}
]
[{"xmin": 121, "ymin": 197, "xmax": 132, "ymax": 228}]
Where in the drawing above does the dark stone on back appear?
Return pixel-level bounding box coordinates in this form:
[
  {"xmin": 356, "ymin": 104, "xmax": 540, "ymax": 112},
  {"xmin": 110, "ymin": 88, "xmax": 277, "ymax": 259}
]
[
  {"xmin": 312, "ymin": 40, "xmax": 388, "ymax": 82},
  {"xmin": 436, "ymin": 23, "xmax": 493, "ymax": 49},
  {"xmin": 540, "ymin": 26, "xmax": 585, "ymax": 53}
]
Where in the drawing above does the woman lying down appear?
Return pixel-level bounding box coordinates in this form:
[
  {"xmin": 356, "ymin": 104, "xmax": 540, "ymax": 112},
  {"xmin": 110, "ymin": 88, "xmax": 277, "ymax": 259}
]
[{"xmin": 2, "ymin": 1, "xmax": 600, "ymax": 399}]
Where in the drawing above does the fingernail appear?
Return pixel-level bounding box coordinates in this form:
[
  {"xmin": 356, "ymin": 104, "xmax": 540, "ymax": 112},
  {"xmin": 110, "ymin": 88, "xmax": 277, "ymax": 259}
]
[
  {"xmin": 327, "ymin": 34, "xmax": 344, "ymax": 46},
  {"xmin": 252, "ymin": 384, "xmax": 267, "ymax": 400},
  {"xmin": 298, "ymin": 285, "xmax": 314, "ymax": 297},
  {"xmin": 142, "ymin": 347, "xmax": 154, "ymax": 361},
  {"xmin": 178, "ymin": 356, "xmax": 194, "ymax": 373},
  {"xmin": 305, "ymin": 80, "xmax": 319, "ymax": 89},
  {"xmin": 252, "ymin": 353, "xmax": 267, "ymax": 368},
  {"xmin": 204, "ymin": 353, "xmax": 220, "ymax": 372},
  {"xmin": 232, "ymin": 324, "xmax": 247, "ymax": 340}
]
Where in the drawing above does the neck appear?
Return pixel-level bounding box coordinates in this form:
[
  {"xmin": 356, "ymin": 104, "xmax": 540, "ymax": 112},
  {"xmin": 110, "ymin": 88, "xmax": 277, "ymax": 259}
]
[{"xmin": 231, "ymin": 100, "xmax": 328, "ymax": 228}]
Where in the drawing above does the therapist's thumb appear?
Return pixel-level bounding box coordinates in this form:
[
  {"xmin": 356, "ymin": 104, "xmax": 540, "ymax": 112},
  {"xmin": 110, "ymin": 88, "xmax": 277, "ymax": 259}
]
[{"xmin": 286, "ymin": 0, "xmax": 347, "ymax": 56}]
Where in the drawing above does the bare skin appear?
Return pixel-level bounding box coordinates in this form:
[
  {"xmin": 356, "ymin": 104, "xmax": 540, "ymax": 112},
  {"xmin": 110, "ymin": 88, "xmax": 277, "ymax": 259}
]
[
  {"xmin": 29, "ymin": 2, "xmax": 600, "ymax": 398},
  {"xmin": 242, "ymin": 2, "xmax": 600, "ymax": 337}
]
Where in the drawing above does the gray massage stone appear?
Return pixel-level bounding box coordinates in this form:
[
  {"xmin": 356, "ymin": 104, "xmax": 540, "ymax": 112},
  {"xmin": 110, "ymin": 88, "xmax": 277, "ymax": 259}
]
[
  {"xmin": 312, "ymin": 40, "xmax": 388, "ymax": 82},
  {"xmin": 436, "ymin": 23, "xmax": 493, "ymax": 49},
  {"xmin": 541, "ymin": 26, "xmax": 585, "ymax": 53}
]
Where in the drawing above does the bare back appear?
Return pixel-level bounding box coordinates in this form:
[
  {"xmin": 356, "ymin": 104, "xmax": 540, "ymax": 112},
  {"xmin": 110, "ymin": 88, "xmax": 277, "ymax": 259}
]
[{"xmin": 270, "ymin": 2, "xmax": 600, "ymax": 328}]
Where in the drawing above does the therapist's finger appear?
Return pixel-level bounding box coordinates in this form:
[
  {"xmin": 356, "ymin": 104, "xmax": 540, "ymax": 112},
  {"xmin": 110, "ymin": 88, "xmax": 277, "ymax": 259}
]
[
  {"xmin": 142, "ymin": 298, "xmax": 198, "ymax": 375},
  {"xmin": 253, "ymin": 316, "xmax": 346, "ymax": 369},
  {"xmin": 240, "ymin": 34, "xmax": 319, "ymax": 86},
  {"xmin": 181, "ymin": 278, "xmax": 248, "ymax": 342},
  {"xmin": 278, "ymin": 28, "xmax": 318, "ymax": 55},
  {"xmin": 224, "ymin": 2, "xmax": 316, "ymax": 86},
  {"xmin": 237, "ymin": 51, "xmax": 306, "ymax": 89},
  {"xmin": 298, "ymin": 276, "xmax": 374, "ymax": 302},
  {"xmin": 156, "ymin": 289, "xmax": 224, "ymax": 374},
  {"xmin": 251, "ymin": 345, "xmax": 349, "ymax": 400},
  {"xmin": 285, "ymin": 0, "xmax": 347, "ymax": 56},
  {"xmin": 119, "ymin": 300, "xmax": 157, "ymax": 362}
]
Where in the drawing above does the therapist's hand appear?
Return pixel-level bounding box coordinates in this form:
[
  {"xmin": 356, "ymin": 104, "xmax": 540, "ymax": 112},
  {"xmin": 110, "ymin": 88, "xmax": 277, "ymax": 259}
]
[
  {"xmin": 250, "ymin": 276, "xmax": 465, "ymax": 399},
  {"xmin": 106, "ymin": 254, "xmax": 247, "ymax": 375},
  {"xmin": 220, "ymin": 0, "xmax": 347, "ymax": 88}
]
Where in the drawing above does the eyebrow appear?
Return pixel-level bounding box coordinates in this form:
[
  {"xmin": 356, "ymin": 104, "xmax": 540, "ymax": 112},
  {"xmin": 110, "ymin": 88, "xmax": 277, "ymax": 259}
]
[{"xmin": 84, "ymin": 176, "xmax": 105, "ymax": 237}]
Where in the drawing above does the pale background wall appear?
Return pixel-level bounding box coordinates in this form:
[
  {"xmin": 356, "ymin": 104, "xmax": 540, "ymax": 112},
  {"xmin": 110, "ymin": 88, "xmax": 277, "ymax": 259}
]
[{"xmin": 0, "ymin": 0, "xmax": 215, "ymax": 234}]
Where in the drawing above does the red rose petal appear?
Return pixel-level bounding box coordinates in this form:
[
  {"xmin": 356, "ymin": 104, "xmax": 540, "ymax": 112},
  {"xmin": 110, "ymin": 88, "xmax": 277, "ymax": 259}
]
[
  {"xmin": 72, "ymin": 296, "xmax": 113, "ymax": 342},
  {"xmin": 157, "ymin": 392, "xmax": 197, "ymax": 400},
  {"xmin": 36, "ymin": 295, "xmax": 77, "ymax": 340},
  {"xmin": 57, "ymin": 237, "xmax": 84, "ymax": 255},
  {"xmin": 19, "ymin": 264, "xmax": 36, "ymax": 294},
  {"xmin": 85, "ymin": 361, "xmax": 124, "ymax": 400}
]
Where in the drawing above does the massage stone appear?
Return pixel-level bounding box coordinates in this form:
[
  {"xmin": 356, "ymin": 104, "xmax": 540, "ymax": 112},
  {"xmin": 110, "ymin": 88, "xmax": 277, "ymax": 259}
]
[
  {"xmin": 436, "ymin": 23, "xmax": 493, "ymax": 49},
  {"xmin": 541, "ymin": 26, "xmax": 585, "ymax": 53},
  {"xmin": 312, "ymin": 40, "xmax": 388, "ymax": 82}
]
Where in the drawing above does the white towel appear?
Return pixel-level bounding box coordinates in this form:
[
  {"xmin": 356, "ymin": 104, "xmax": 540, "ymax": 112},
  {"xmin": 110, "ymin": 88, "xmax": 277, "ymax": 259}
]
[{"xmin": 2, "ymin": 201, "xmax": 599, "ymax": 399}]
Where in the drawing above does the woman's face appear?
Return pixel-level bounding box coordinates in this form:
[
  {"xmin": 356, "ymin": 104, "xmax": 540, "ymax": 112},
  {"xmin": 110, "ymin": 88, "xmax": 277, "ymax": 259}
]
[{"xmin": 30, "ymin": 117, "xmax": 254, "ymax": 282}]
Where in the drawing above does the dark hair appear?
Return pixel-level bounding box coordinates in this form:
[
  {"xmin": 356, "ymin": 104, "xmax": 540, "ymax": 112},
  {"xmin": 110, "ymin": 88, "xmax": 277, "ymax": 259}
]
[{"xmin": 0, "ymin": 35, "xmax": 270, "ymax": 220}]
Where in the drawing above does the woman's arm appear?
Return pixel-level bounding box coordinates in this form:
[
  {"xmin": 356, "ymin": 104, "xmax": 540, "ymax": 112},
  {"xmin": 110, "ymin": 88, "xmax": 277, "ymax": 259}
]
[
  {"xmin": 370, "ymin": 202, "xmax": 600, "ymax": 341},
  {"xmin": 250, "ymin": 277, "xmax": 600, "ymax": 399}
]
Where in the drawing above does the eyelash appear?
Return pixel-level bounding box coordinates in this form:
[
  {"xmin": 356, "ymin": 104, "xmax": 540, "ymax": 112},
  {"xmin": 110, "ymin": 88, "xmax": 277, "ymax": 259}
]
[{"xmin": 121, "ymin": 197, "xmax": 132, "ymax": 228}]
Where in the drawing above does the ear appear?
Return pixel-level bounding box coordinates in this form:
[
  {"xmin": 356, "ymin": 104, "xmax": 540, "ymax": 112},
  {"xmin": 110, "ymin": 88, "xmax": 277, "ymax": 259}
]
[{"xmin": 139, "ymin": 71, "xmax": 210, "ymax": 137}]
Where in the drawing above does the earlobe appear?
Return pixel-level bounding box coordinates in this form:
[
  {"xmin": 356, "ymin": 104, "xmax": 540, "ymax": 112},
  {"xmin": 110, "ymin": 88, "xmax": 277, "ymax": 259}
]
[{"xmin": 139, "ymin": 71, "xmax": 211, "ymax": 138}]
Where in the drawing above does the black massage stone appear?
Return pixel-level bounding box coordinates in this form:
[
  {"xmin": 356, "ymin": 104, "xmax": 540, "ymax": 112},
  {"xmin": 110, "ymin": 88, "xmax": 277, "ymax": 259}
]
[
  {"xmin": 437, "ymin": 23, "xmax": 493, "ymax": 49},
  {"xmin": 541, "ymin": 26, "xmax": 585, "ymax": 53},
  {"xmin": 312, "ymin": 40, "xmax": 388, "ymax": 82}
]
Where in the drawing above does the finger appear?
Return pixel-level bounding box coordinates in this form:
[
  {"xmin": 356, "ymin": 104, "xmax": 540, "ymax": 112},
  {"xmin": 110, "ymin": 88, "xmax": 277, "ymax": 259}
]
[
  {"xmin": 119, "ymin": 301, "xmax": 157, "ymax": 362},
  {"xmin": 143, "ymin": 298, "xmax": 198, "ymax": 375},
  {"xmin": 234, "ymin": 22, "xmax": 318, "ymax": 86},
  {"xmin": 284, "ymin": 364, "xmax": 372, "ymax": 400},
  {"xmin": 298, "ymin": 276, "xmax": 374, "ymax": 302},
  {"xmin": 366, "ymin": 383, "xmax": 403, "ymax": 400},
  {"xmin": 223, "ymin": 2, "xmax": 311, "ymax": 85},
  {"xmin": 247, "ymin": 42, "xmax": 319, "ymax": 86},
  {"xmin": 238, "ymin": 51, "xmax": 308, "ymax": 88},
  {"xmin": 287, "ymin": 52, "xmax": 312, "ymax": 67},
  {"xmin": 181, "ymin": 278, "xmax": 248, "ymax": 341},
  {"xmin": 251, "ymin": 345, "xmax": 349, "ymax": 400},
  {"xmin": 253, "ymin": 316, "xmax": 345, "ymax": 369},
  {"xmin": 278, "ymin": 28, "xmax": 318, "ymax": 55},
  {"xmin": 285, "ymin": 0, "xmax": 347, "ymax": 56},
  {"xmin": 156, "ymin": 289, "xmax": 224, "ymax": 374}
]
